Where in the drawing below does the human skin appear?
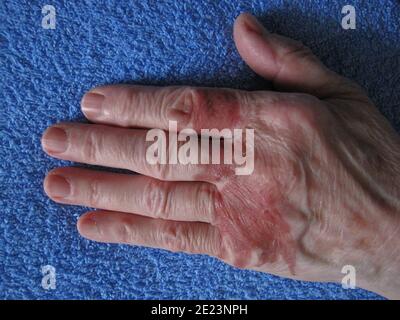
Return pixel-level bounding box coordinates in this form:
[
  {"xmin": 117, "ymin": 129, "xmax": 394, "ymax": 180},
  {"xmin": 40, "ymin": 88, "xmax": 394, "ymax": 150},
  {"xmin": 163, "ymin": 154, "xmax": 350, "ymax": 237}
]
[{"xmin": 41, "ymin": 13, "xmax": 400, "ymax": 298}]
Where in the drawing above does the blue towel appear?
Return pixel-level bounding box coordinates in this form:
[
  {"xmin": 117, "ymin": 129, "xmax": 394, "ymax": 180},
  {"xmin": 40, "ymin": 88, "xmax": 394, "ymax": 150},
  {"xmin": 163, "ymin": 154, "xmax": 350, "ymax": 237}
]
[{"xmin": 1, "ymin": 0, "xmax": 398, "ymax": 299}]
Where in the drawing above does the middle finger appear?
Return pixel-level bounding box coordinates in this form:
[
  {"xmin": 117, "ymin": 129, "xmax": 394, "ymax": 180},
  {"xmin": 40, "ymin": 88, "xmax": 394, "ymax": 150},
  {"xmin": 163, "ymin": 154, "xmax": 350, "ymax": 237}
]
[{"xmin": 41, "ymin": 123, "xmax": 217, "ymax": 181}]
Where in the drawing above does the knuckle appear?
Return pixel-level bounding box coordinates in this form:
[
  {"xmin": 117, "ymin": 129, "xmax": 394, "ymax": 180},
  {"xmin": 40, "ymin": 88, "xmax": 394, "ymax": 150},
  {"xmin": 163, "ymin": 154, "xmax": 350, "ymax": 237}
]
[
  {"xmin": 180, "ymin": 86, "xmax": 201, "ymax": 113},
  {"xmin": 124, "ymin": 87, "xmax": 139, "ymax": 107},
  {"xmin": 283, "ymin": 41, "xmax": 315, "ymax": 63},
  {"xmin": 197, "ymin": 183, "xmax": 217, "ymax": 223},
  {"xmin": 273, "ymin": 41, "xmax": 317, "ymax": 83},
  {"xmin": 152, "ymin": 162, "xmax": 171, "ymax": 181},
  {"xmin": 166, "ymin": 86, "xmax": 243, "ymax": 130},
  {"xmin": 162, "ymin": 223, "xmax": 189, "ymax": 252},
  {"xmin": 203, "ymin": 228, "xmax": 222, "ymax": 257},
  {"xmin": 120, "ymin": 88, "xmax": 141, "ymax": 123},
  {"xmin": 166, "ymin": 86, "xmax": 203, "ymax": 123},
  {"xmin": 219, "ymin": 246, "xmax": 267, "ymax": 269},
  {"xmin": 144, "ymin": 179, "xmax": 172, "ymax": 218},
  {"xmin": 214, "ymin": 236, "xmax": 234, "ymax": 263},
  {"xmin": 87, "ymin": 178, "xmax": 102, "ymax": 207},
  {"xmin": 82, "ymin": 129, "xmax": 103, "ymax": 162},
  {"xmin": 118, "ymin": 220, "xmax": 134, "ymax": 244}
]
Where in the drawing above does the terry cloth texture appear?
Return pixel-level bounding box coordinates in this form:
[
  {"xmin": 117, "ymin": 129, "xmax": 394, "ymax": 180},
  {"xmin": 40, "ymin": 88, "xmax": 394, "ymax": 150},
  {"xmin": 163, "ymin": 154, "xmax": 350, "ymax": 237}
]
[{"xmin": 1, "ymin": 0, "xmax": 399, "ymax": 299}]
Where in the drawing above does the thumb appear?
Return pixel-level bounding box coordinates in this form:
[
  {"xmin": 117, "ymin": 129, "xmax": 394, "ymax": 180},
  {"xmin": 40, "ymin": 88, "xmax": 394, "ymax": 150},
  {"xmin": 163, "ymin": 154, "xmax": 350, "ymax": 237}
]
[{"xmin": 233, "ymin": 13, "xmax": 361, "ymax": 99}]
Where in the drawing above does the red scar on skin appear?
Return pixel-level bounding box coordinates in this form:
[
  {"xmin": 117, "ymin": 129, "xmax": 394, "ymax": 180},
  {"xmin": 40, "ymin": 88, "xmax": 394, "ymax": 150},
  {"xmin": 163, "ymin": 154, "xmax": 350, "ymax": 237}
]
[
  {"xmin": 188, "ymin": 89, "xmax": 297, "ymax": 273},
  {"xmin": 197, "ymin": 166, "xmax": 297, "ymax": 274}
]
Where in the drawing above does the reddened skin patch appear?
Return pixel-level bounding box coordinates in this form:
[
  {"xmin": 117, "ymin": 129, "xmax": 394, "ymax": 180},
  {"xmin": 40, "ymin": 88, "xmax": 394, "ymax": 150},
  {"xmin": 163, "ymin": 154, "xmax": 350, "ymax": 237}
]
[{"xmin": 196, "ymin": 165, "xmax": 297, "ymax": 274}]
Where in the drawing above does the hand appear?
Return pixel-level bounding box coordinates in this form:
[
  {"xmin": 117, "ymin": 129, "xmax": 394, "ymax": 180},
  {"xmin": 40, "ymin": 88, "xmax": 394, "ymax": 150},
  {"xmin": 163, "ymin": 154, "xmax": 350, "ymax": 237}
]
[{"xmin": 41, "ymin": 13, "xmax": 400, "ymax": 298}]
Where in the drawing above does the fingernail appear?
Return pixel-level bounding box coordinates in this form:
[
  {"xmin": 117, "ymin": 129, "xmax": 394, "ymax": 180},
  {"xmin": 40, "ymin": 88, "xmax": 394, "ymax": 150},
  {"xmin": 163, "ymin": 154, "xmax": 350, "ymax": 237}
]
[
  {"xmin": 243, "ymin": 15, "xmax": 268, "ymax": 36},
  {"xmin": 42, "ymin": 127, "xmax": 68, "ymax": 153},
  {"xmin": 81, "ymin": 92, "xmax": 105, "ymax": 118},
  {"xmin": 46, "ymin": 175, "xmax": 71, "ymax": 198}
]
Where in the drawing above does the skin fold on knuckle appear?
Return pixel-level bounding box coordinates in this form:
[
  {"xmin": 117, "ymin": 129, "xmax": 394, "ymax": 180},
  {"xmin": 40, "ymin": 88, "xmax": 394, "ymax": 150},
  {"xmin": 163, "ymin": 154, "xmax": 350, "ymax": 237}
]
[
  {"xmin": 143, "ymin": 179, "xmax": 171, "ymax": 219},
  {"xmin": 121, "ymin": 88, "xmax": 141, "ymax": 124},
  {"xmin": 161, "ymin": 222, "xmax": 191, "ymax": 253},
  {"xmin": 196, "ymin": 182, "xmax": 217, "ymax": 223},
  {"xmin": 87, "ymin": 178, "xmax": 102, "ymax": 208},
  {"xmin": 167, "ymin": 86, "xmax": 246, "ymax": 131},
  {"xmin": 81, "ymin": 128, "xmax": 104, "ymax": 163},
  {"xmin": 272, "ymin": 38, "xmax": 316, "ymax": 81},
  {"xmin": 152, "ymin": 161, "xmax": 172, "ymax": 181},
  {"xmin": 164, "ymin": 86, "xmax": 196, "ymax": 125},
  {"xmin": 115, "ymin": 217, "xmax": 136, "ymax": 244},
  {"xmin": 123, "ymin": 86, "xmax": 161, "ymax": 126}
]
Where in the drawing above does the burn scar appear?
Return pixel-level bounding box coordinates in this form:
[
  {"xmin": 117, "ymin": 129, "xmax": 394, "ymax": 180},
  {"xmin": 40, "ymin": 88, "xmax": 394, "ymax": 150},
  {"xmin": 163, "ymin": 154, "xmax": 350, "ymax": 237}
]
[{"xmin": 197, "ymin": 167, "xmax": 297, "ymax": 274}]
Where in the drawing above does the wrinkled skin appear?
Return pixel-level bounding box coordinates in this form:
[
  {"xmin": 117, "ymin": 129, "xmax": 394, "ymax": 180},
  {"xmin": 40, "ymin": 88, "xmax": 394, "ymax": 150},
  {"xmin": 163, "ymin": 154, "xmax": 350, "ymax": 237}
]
[{"xmin": 41, "ymin": 13, "xmax": 400, "ymax": 298}]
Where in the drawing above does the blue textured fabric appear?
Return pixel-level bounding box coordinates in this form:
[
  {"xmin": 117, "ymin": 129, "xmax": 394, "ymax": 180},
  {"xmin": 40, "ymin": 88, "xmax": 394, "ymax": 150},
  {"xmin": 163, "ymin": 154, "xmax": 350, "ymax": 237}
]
[{"xmin": 1, "ymin": 0, "xmax": 399, "ymax": 300}]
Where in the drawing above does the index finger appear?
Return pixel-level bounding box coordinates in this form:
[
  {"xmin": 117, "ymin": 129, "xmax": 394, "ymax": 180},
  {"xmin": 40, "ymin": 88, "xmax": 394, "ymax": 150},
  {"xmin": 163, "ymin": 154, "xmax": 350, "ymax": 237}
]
[{"xmin": 81, "ymin": 85, "xmax": 248, "ymax": 132}]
